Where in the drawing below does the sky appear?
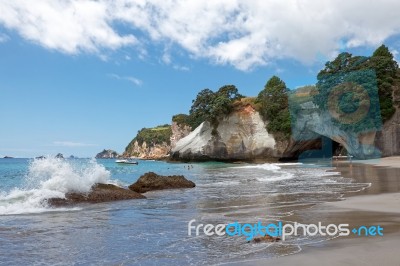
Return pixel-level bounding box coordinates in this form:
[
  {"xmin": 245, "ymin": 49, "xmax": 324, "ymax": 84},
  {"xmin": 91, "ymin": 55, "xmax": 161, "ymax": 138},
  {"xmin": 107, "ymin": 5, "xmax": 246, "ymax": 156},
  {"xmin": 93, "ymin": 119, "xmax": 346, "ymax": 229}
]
[{"xmin": 1, "ymin": 0, "xmax": 400, "ymax": 158}]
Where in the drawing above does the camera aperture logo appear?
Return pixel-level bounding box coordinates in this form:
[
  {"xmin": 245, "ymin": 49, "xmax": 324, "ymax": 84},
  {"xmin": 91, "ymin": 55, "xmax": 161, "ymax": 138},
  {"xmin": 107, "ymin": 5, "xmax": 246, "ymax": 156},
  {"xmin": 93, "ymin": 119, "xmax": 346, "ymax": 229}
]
[{"xmin": 188, "ymin": 219, "xmax": 383, "ymax": 241}]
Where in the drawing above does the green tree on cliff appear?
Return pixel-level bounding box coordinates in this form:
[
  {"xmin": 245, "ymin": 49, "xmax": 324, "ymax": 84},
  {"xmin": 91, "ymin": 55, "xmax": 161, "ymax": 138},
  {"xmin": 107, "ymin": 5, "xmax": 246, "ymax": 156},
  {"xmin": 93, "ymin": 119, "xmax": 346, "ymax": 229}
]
[
  {"xmin": 188, "ymin": 85, "xmax": 243, "ymax": 130},
  {"xmin": 315, "ymin": 45, "xmax": 398, "ymax": 123},
  {"xmin": 370, "ymin": 44, "xmax": 398, "ymax": 121},
  {"xmin": 256, "ymin": 76, "xmax": 291, "ymax": 139}
]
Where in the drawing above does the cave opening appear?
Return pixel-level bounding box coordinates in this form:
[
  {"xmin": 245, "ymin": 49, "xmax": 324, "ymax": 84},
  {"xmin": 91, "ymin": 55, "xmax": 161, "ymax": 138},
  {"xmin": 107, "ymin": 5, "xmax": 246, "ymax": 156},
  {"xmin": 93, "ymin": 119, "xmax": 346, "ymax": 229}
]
[{"xmin": 331, "ymin": 139, "xmax": 348, "ymax": 156}]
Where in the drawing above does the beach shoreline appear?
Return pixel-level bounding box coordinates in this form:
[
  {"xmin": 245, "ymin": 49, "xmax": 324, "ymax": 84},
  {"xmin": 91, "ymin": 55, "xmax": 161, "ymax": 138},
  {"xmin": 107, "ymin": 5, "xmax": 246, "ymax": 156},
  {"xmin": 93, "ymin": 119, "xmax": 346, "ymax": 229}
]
[{"xmin": 233, "ymin": 156, "xmax": 400, "ymax": 266}]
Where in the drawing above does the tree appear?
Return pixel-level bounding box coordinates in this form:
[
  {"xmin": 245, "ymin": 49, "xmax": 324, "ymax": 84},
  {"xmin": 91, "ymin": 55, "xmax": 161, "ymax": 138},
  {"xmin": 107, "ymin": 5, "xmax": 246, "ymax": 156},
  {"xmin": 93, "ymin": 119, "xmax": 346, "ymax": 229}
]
[
  {"xmin": 188, "ymin": 85, "xmax": 243, "ymax": 131},
  {"xmin": 315, "ymin": 45, "xmax": 399, "ymax": 125},
  {"xmin": 256, "ymin": 76, "xmax": 291, "ymax": 139},
  {"xmin": 370, "ymin": 45, "xmax": 398, "ymax": 121}
]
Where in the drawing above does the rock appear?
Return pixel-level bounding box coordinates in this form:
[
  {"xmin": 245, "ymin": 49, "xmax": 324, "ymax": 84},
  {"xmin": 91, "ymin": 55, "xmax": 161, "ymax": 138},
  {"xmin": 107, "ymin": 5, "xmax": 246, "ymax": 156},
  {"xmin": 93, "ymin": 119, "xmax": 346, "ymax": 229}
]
[
  {"xmin": 95, "ymin": 149, "xmax": 119, "ymax": 159},
  {"xmin": 170, "ymin": 121, "xmax": 192, "ymax": 149},
  {"xmin": 375, "ymin": 107, "xmax": 400, "ymax": 156},
  {"xmin": 171, "ymin": 97, "xmax": 400, "ymax": 161},
  {"xmin": 250, "ymin": 235, "xmax": 281, "ymax": 243},
  {"xmin": 123, "ymin": 140, "xmax": 171, "ymax": 160},
  {"xmin": 129, "ymin": 172, "xmax": 195, "ymax": 193},
  {"xmin": 47, "ymin": 183, "xmax": 145, "ymax": 206},
  {"xmin": 171, "ymin": 105, "xmax": 278, "ymax": 161},
  {"xmin": 55, "ymin": 153, "xmax": 64, "ymax": 159},
  {"xmin": 35, "ymin": 156, "xmax": 46, "ymax": 159},
  {"xmin": 122, "ymin": 122, "xmax": 192, "ymax": 160}
]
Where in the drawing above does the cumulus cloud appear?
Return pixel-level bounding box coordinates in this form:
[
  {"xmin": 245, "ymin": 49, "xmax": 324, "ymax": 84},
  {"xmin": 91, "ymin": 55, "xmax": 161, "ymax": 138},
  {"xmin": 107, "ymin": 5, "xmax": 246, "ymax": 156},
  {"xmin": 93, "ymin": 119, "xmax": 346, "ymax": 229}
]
[
  {"xmin": 0, "ymin": 0, "xmax": 137, "ymax": 54},
  {"xmin": 1, "ymin": 0, "xmax": 400, "ymax": 70}
]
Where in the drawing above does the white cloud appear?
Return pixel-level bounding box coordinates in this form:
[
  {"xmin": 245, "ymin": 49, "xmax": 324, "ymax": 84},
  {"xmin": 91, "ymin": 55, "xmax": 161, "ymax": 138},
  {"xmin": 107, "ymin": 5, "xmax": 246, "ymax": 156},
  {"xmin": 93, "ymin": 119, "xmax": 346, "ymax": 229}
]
[
  {"xmin": 390, "ymin": 48, "xmax": 399, "ymax": 64},
  {"xmin": 173, "ymin": 65, "xmax": 190, "ymax": 71},
  {"xmin": 53, "ymin": 141, "xmax": 97, "ymax": 147},
  {"xmin": 1, "ymin": 0, "xmax": 400, "ymax": 70},
  {"xmin": 0, "ymin": 0, "xmax": 136, "ymax": 54},
  {"xmin": 108, "ymin": 73, "xmax": 143, "ymax": 86},
  {"xmin": 161, "ymin": 52, "xmax": 172, "ymax": 65}
]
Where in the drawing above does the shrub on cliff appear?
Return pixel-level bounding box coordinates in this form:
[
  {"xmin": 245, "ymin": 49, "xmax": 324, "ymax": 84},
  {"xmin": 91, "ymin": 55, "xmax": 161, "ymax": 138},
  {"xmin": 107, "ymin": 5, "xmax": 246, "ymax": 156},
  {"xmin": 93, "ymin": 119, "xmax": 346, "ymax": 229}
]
[
  {"xmin": 124, "ymin": 125, "xmax": 172, "ymax": 155},
  {"xmin": 256, "ymin": 76, "xmax": 291, "ymax": 140}
]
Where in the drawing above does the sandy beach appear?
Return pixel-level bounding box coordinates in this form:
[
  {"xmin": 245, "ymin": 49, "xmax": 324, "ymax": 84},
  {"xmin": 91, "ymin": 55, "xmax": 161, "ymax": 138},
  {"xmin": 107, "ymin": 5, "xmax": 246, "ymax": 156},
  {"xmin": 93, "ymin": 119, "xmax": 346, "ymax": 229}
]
[
  {"xmin": 349, "ymin": 156, "xmax": 400, "ymax": 168},
  {"xmin": 234, "ymin": 157, "xmax": 400, "ymax": 266}
]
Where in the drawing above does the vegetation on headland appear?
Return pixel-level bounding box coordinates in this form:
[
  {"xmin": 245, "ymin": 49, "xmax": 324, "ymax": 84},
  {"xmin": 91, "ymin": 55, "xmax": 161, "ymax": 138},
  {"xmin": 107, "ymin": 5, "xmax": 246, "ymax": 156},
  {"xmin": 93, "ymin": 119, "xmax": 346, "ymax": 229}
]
[
  {"xmin": 123, "ymin": 44, "xmax": 399, "ymax": 155},
  {"xmin": 314, "ymin": 45, "xmax": 399, "ymax": 123},
  {"xmin": 188, "ymin": 85, "xmax": 243, "ymax": 132},
  {"xmin": 256, "ymin": 76, "xmax": 291, "ymax": 140},
  {"xmin": 124, "ymin": 124, "xmax": 172, "ymax": 155}
]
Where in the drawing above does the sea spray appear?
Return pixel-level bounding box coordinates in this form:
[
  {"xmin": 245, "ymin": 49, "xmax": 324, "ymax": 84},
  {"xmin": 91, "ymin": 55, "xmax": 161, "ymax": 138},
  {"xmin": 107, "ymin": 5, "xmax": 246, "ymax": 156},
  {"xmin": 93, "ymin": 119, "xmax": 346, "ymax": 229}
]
[
  {"xmin": 26, "ymin": 157, "xmax": 110, "ymax": 193},
  {"xmin": 0, "ymin": 158, "xmax": 111, "ymax": 215}
]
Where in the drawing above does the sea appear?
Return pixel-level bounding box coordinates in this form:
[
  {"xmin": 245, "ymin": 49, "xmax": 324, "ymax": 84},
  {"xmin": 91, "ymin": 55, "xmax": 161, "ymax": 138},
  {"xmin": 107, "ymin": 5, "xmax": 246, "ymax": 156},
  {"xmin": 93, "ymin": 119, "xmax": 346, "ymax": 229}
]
[{"xmin": 0, "ymin": 158, "xmax": 371, "ymax": 265}]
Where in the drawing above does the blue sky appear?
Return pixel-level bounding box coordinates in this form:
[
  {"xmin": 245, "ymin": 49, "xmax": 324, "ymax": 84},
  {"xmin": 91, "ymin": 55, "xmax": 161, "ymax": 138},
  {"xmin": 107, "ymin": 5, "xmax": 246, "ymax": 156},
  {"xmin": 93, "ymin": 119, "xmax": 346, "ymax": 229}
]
[{"xmin": 1, "ymin": 1, "xmax": 400, "ymax": 158}]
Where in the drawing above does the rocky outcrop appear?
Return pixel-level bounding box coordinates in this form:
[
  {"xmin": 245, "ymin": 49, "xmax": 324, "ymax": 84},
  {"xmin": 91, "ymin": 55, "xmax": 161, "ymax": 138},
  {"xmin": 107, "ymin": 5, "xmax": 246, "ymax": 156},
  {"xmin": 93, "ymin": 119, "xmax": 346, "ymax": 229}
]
[
  {"xmin": 171, "ymin": 105, "xmax": 279, "ymax": 161},
  {"xmin": 47, "ymin": 183, "xmax": 145, "ymax": 206},
  {"xmin": 375, "ymin": 107, "xmax": 400, "ymax": 156},
  {"xmin": 129, "ymin": 172, "xmax": 195, "ymax": 193},
  {"xmin": 288, "ymin": 93, "xmax": 400, "ymax": 159},
  {"xmin": 123, "ymin": 122, "xmax": 192, "ymax": 160},
  {"xmin": 123, "ymin": 141, "xmax": 171, "ymax": 160},
  {"xmin": 95, "ymin": 149, "xmax": 119, "ymax": 159},
  {"xmin": 170, "ymin": 122, "xmax": 192, "ymax": 149},
  {"xmin": 55, "ymin": 153, "xmax": 64, "ymax": 159},
  {"xmin": 171, "ymin": 94, "xmax": 400, "ymax": 161}
]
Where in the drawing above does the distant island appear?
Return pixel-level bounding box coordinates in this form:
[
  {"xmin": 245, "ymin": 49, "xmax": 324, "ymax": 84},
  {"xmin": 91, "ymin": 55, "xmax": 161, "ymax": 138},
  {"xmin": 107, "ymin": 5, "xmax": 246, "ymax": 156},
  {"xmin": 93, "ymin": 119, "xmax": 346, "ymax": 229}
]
[
  {"xmin": 95, "ymin": 149, "xmax": 120, "ymax": 159},
  {"xmin": 3, "ymin": 156, "xmax": 14, "ymax": 159}
]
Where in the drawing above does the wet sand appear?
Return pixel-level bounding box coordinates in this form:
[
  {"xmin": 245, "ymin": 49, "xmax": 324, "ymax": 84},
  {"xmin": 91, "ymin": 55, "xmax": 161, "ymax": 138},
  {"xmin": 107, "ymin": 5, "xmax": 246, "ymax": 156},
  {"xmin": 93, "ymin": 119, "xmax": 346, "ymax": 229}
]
[{"xmin": 234, "ymin": 157, "xmax": 400, "ymax": 266}]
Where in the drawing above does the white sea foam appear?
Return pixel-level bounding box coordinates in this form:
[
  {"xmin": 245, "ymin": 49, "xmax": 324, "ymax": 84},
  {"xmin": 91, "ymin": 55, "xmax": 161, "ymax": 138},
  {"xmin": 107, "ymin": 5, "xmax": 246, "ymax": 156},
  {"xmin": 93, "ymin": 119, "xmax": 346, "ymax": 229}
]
[
  {"xmin": 273, "ymin": 162, "xmax": 303, "ymax": 166},
  {"xmin": 0, "ymin": 158, "xmax": 111, "ymax": 215},
  {"xmin": 257, "ymin": 173, "xmax": 295, "ymax": 182},
  {"xmin": 233, "ymin": 163, "xmax": 281, "ymax": 171}
]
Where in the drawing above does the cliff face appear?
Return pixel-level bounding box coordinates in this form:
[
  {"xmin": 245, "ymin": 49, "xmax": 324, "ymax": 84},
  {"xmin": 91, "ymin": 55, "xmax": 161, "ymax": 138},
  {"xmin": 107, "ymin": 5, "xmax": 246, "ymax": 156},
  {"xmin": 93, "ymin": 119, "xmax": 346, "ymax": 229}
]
[
  {"xmin": 123, "ymin": 141, "xmax": 171, "ymax": 159},
  {"xmin": 171, "ymin": 105, "xmax": 283, "ymax": 161},
  {"xmin": 170, "ymin": 122, "xmax": 192, "ymax": 149},
  {"xmin": 375, "ymin": 107, "xmax": 400, "ymax": 156},
  {"xmin": 171, "ymin": 102, "xmax": 400, "ymax": 161},
  {"xmin": 123, "ymin": 123, "xmax": 192, "ymax": 160}
]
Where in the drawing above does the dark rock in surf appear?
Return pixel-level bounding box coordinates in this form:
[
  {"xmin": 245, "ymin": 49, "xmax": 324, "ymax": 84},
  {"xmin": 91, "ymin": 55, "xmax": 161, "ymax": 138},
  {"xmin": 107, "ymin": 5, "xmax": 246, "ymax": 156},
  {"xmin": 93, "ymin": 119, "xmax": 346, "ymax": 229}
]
[
  {"xmin": 47, "ymin": 183, "xmax": 145, "ymax": 206},
  {"xmin": 129, "ymin": 172, "xmax": 195, "ymax": 193},
  {"xmin": 250, "ymin": 235, "xmax": 281, "ymax": 243}
]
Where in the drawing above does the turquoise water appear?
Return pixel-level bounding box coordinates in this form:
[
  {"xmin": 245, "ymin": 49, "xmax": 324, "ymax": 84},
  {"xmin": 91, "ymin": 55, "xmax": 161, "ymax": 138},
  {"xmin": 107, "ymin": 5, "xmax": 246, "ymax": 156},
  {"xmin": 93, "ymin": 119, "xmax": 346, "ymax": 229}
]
[{"xmin": 0, "ymin": 158, "xmax": 370, "ymax": 265}]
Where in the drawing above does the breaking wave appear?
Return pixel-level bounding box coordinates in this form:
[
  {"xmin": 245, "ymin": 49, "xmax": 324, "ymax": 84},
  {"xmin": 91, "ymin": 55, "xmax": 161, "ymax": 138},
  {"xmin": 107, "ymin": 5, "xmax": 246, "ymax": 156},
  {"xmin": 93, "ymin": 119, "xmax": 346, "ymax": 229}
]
[{"xmin": 0, "ymin": 158, "xmax": 111, "ymax": 215}]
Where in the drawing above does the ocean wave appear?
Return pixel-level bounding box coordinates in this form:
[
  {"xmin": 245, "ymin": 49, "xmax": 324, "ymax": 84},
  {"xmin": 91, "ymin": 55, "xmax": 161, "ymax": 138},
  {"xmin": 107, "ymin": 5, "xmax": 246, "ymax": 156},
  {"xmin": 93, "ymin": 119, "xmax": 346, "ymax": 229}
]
[
  {"xmin": 257, "ymin": 173, "xmax": 295, "ymax": 182},
  {"xmin": 273, "ymin": 162, "xmax": 303, "ymax": 166},
  {"xmin": 232, "ymin": 163, "xmax": 281, "ymax": 171},
  {"xmin": 0, "ymin": 158, "xmax": 111, "ymax": 215}
]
